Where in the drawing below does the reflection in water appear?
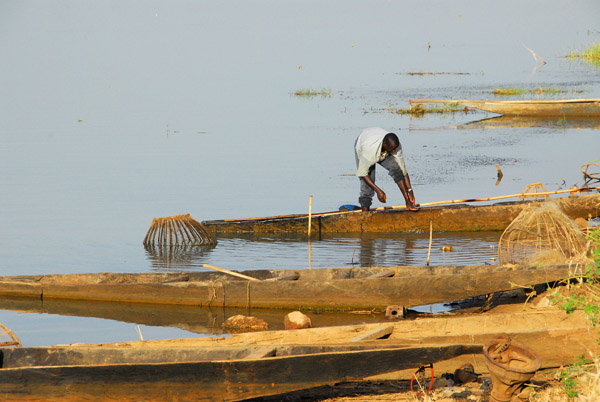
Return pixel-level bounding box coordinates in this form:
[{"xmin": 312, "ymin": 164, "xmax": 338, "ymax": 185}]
[
  {"xmin": 144, "ymin": 245, "xmax": 214, "ymax": 271},
  {"xmin": 0, "ymin": 296, "xmax": 390, "ymax": 336},
  {"xmin": 145, "ymin": 233, "xmax": 500, "ymax": 272},
  {"xmin": 183, "ymin": 232, "xmax": 503, "ymax": 273},
  {"xmin": 455, "ymin": 115, "xmax": 600, "ymax": 130}
]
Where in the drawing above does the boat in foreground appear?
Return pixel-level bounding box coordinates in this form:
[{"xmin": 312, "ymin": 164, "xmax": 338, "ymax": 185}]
[
  {"xmin": 1, "ymin": 303, "xmax": 596, "ymax": 401},
  {"xmin": 201, "ymin": 193, "xmax": 600, "ymax": 235},
  {"xmin": 0, "ymin": 342, "xmax": 479, "ymax": 401},
  {"xmin": 0, "ymin": 263, "xmax": 577, "ymax": 311},
  {"xmin": 410, "ymin": 98, "xmax": 600, "ymax": 117}
]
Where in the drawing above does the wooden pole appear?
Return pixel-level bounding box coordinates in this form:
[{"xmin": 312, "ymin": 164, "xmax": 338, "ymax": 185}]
[
  {"xmin": 308, "ymin": 195, "xmax": 313, "ymax": 237},
  {"xmin": 203, "ymin": 264, "xmax": 260, "ymax": 281},
  {"xmin": 220, "ymin": 186, "xmax": 600, "ymax": 222},
  {"xmin": 372, "ymin": 186, "xmax": 600, "ymax": 211},
  {"xmin": 426, "ymin": 221, "xmax": 433, "ymax": 266}
]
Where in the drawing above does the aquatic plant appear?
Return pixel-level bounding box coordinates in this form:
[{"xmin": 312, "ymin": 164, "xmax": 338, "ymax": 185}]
[
  {"xmin": 292, "ymin": 89, "xmax": 332, "ymax": 97},
  {"xmin": 567, "ymin": 43, "xmax": 600, "ymax": 67},
  {"xmin": 389, "ymin": 102, "xmax": 470, "ymax": 117},
  {"xmin": 492, "ymin": 87, "xmax": 576, "ymax": 96}
]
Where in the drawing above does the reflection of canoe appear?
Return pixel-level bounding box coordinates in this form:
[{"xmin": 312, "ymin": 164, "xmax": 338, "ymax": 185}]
[
  {"xmin": 0, "ymin": 263, "xmax": 577, "ymax": 311},
  {"xmin": 410, "ymin": 98, "xmax": 600, "ymax": 116},
  {"xmin": 202, "ymin": 193, "xmax": 600, "ymax": 235},
  {"xmin": 454, "ymin": 115, "xmax": 600, "ymax": 130},
  {"xmin": 0, "ymin": 342, "xmax": 478, "ymax": 401},
  {"xmin": 0, "ymin": 296, "xmax": 390, "ymax": 334}
]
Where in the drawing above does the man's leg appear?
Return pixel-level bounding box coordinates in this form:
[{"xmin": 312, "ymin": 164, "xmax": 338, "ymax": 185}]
[{"xmin": 358, "ymin": 165, "xmax": 376, "ymax": 211}]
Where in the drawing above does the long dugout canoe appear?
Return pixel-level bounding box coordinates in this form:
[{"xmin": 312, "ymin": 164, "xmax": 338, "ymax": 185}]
[
  {"xmin": 0, "ymin": 342, "xmax": 479, "ymax": 402},
  {"xmin": 0, "ymin": 263, "xmax": 579, "ymax": 310},
  {"xmin": 202, "ymin": 193, "xmax": 600, "ymax": 235},
  {"xmin": 411, "ymin": 98, "xmax": 600, "ymax": 117}
]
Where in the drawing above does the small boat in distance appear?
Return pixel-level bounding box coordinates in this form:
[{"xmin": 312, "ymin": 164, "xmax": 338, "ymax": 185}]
[{"xmin": 410, "ymin": 98, "xmax": 600, "ymax": 117}]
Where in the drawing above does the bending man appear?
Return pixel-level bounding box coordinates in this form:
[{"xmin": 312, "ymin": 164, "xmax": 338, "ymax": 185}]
[{"xmin": 354, "ymin": 127, "xmax": 418, "ymax": 212}]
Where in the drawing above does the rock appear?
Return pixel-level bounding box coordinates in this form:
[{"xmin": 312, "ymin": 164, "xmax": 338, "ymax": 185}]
[
  {"xmin": 284, "ymin": 311, "xmax": 312, "ymax": 330},
  {"xmin": 222, "ymin": 315, "xmax": 268, "ymax": 332}
]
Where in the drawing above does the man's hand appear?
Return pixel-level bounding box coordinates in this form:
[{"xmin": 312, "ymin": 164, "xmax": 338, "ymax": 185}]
[{"xmin": 376, "ymin": 189, "xmax": 387, "ymax": 203}]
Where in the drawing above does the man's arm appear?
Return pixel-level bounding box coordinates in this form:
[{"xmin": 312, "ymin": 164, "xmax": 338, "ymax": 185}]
[{"xmin": 360, "ymin": 175, "xmax": 387, "ymax": 203}]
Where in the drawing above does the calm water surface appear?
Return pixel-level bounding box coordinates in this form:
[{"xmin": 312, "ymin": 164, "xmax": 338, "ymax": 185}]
[{"xmin": 1, "ymin": 1, "xmax": 599, "ymax": 346}]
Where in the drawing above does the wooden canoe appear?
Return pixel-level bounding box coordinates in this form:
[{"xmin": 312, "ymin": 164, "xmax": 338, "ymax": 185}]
[
  {"xmin": 410, "ymin": 98, "xmax": 600, "ymax": 117},
  {"xmin": 0, "ymin": 263, "xmax": 579, "ymax": 311},
  {"xmin": 0, "ymin": 342, "xmax": 480, "ymax": 401},
  {"xmin": 1, "ymin": 304, "xmax": 594, "ymax": 401},
  {"xmin": 202, "ymin": 193, "xmax": 600, "ymax": 235},
  {"xmin": 453, "ymin": 115, "xmax": 600, "ymax": 130}
]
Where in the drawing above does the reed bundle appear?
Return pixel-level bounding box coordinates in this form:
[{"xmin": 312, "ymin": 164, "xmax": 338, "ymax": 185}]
[{"xmin": 143, "ymin": 214, "xmax": 217, "ymax": 247}]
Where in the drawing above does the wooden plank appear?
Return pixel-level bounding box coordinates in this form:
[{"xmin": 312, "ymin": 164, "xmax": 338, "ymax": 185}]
[{"xmin": 348, "ymin": 325, "xmax": 394, "ymax": 342}]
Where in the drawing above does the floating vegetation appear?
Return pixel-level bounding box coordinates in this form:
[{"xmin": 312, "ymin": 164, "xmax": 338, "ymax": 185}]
[
  {"xmin": 388, "ymin": 102, "xmax": 471, "ymax": 117},
  {"xmin": 397, "ymin": 71, "xmax": 471, "ymax": 76},
  {"xmin": 492, "ymin": 86, "xmax": 581, "ymax": 96},
  {"xmin": 292, "ymin": 88, "xmax": 332, "ymax": 97},
  {"xmin": 566, "ymin": 43, "xmax": 600, "ymax": 67}
]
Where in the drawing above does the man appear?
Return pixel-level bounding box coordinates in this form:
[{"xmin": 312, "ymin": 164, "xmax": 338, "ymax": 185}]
[{"xmin": 355, "ymin": 127, "xmax": 418, "ymax": 212}]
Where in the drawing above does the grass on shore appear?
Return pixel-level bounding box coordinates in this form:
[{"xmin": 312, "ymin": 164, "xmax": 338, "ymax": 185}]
[{"xmin": 533, "ymin": 228, "xmax": 600, "ymax": 401}]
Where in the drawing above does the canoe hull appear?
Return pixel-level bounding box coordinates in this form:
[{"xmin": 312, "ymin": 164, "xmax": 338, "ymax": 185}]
[
  {"xmin": 202, "ymin": 194, "xmax": 600, "ymax": 235},
  {"xmin": 459, "ymin": 99, "xmax": 600, "ymax": 117},
  {"xmin": 0, "ymin": 264, "xmax": 576, "ymax": 310},
  {"xmin": 0, "ymin": 344, "xmax": 479, "ymax": 402}
]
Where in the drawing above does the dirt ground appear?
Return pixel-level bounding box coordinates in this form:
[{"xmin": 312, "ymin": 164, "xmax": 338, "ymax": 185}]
[
  {"xmin": 246, "ymin": 283, "xmax": 599, "ymax": 402},
  {"xmin": 246, "ymin": 374, "xmax": 574, "ymax": 402}
]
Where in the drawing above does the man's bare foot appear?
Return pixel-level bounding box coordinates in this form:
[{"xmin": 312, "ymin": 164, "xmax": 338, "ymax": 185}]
[
  {"xmin": 406, "ymin": 203, "xmax": 420, "ymax": 211},
  {"xmin": 361, "ymin": 206, "xmax": 369, "ymax": 212}
]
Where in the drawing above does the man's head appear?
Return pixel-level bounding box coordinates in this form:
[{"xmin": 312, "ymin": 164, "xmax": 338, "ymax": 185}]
[{"xmin": 382, "ymin": 133, "xmax": 399, "ymax": 153}]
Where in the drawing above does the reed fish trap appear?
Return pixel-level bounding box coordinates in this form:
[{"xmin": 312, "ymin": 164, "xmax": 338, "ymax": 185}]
[
  {"xmin": 498, "ymin": 204, "xmax": 587, "ymax": 265},
  {"xmin": 143, "ymin": 214, "xmax": 217, "ymax": 247}
]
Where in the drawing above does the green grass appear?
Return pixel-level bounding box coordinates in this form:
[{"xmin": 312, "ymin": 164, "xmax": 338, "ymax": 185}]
[
  {"xmin": 567, "ymin": 43, "xmax": 600, "ymax": 67},
  {"xmin": 492, "ymin": 86, "xmax": 578, "ymax": 96},
  {"xmin": 545, "ymin": 228, "xmax": 600, "ymax": 398},
  {"xmin": 390, "ymin": 102, "xmax": 470, "ymax": 117},
  {"xmin": 292, "ymin": 89, "xmax": 332, "ymax": 97}
]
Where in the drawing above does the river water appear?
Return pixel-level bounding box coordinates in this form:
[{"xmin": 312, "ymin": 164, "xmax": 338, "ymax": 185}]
[{"xmin": 1, "ymin": 1, "xmax": 599, "ymax": 346}]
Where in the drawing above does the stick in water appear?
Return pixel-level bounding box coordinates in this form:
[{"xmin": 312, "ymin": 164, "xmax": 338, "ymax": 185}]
[
  {"xmin": 308, "ymin": 195, "xmax": 313, "ymax": 237},
  {"xmin": 426, "ymin": 221, "xmax": 433, "ymax": 266}
]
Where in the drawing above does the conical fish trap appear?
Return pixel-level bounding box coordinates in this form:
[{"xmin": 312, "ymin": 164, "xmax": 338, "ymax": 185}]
[
  {"xmin": 498, "ymin": 203, "xmax": 587, "ymax": 265},
  {"xmin": 143, "ymin": 214, "xmax": 217, "ymax": 247}
]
